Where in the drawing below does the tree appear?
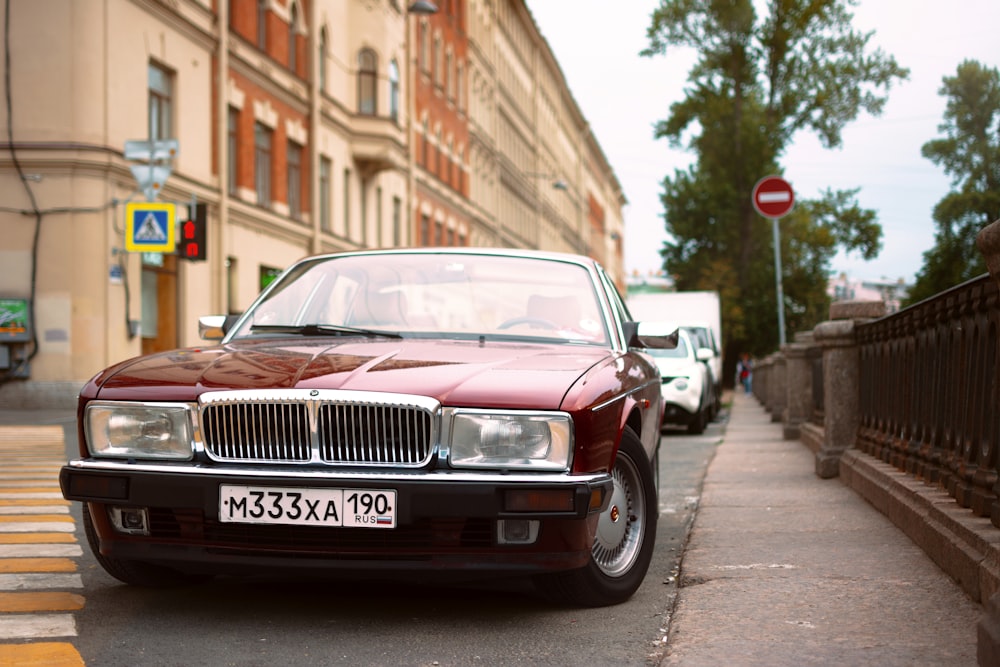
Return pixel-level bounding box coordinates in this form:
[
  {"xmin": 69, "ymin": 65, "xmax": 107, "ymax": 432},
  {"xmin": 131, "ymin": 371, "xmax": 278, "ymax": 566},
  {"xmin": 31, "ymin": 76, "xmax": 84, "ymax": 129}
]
[
  {"xmin": 643, "ymin": 0, "xmax": 907, "ymax": 366},
  {"xmin": 906, "ymin": 60, "xmax": 1000, "ymax": 305}
]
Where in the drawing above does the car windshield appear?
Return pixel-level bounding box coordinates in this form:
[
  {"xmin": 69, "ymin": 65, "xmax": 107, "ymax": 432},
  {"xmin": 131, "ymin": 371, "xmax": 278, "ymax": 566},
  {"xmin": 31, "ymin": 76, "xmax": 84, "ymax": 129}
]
[{"xmin": 229, "ymin": 252, "xmax": 610, "ymax": 346}]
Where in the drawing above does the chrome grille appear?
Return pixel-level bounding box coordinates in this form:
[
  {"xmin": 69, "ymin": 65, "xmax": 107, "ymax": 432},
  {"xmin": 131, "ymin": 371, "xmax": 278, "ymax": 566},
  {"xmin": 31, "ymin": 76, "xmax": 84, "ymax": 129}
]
[
  {"xmin": 199, "ymin": 390, "xmax": 437, "ymax": 466},
  {"xmin": 202, "ymin": 402, "xmax": 311, "ymax": 462},
  {"xmin": 318, "ymin": 403, "xmax": 432, "ymax": 465}
]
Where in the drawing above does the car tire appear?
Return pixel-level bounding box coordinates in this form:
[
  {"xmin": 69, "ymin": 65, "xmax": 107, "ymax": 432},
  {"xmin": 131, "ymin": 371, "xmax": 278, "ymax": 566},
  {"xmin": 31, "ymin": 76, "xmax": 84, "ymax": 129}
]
[
  {"xmin": 534, "ymin": 427, "xmax": 657, "ymax": 607},
  {"xmin": 83, "ymin": 504, "xmax": 211, "ymax": 588},
  {"xmin": 687, "ymin": 406, "xmax": 706, "ymax": 434}
]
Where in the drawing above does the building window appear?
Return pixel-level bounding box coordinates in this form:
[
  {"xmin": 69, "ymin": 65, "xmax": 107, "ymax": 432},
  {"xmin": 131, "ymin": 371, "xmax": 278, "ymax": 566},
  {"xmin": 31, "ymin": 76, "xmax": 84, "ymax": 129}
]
[
  {"xmin": 257, "ymin": 0, "xmax": 268, "ymax": 51},
  {"xmin": 375, "ymin": 186, "xmax": 383, "ymax": 246},
  {"xmin": 288, "ymin": 2, "xmax": 298, "ymax": 73},
  {"xmin": 445, "ymin": 50, "xmax": 453, "ymax": 100},
  {"xmin": 148, "ymin": 62, "xmax": 173, "ymax": 141},
  {"xmin": 420, "ymin": 213, "xmax": 430, "ymax": 246},
  {"xmin": 457, "ymin": 62, "xmax": 464, "ymax": 112},
  {"xmin": 421, "ymin": 119, "xmax": 429, "ymax": 166},
  {"xmin": 420, "ymin": 22, "xmax": 429, "ymax": 73},
  {"xmin": 260, "ymin": 265, "xmax": 282, "ymax": 291},
  {"xmin": 358, "ymin": 49, "xmax": 377, "ymax": 115},
  {"xmin": 392, "ymin": 196, "xmax": 402, "ymax": 246},
  {"xmin": 389, "ymin": 59, "xmax": 400, "ymax": 122},
  {"xmin": 287, "ymin": 140, "xmax": 302, "ymax": 219},
  {"xmin": 433, "ymin": 36, "xmax": 441, "ymax": 88},
  {"xmin": 319, "ymin": 157, "xmax": 332, "ymax": 232},
  {"xmin": 319, "ymin": 27, "xmax": 328, "ymax": 94},
  {"xmin": 227, "ymin": 106, "xmax": 239, "ymax": 196},
  {"xmin": 433, "ymin": 221, "xmax": 443, "ymax": 246},
  {"xmin": 254, "ymin": 122, "xmax": 272, "ymax": 206},
  {"xmin": 343, "ymin": 168, "xmax": 351, "ymax": 237}
]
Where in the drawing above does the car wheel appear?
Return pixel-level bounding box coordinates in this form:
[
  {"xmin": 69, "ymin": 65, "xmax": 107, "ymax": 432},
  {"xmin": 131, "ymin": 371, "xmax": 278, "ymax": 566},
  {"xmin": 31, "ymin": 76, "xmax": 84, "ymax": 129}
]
[
  {"xmin": 687, "ymin": 406, "xmax": 706, "ymax": 434},
  {"xmin": 534, "ymin": 427, "xmax": 657, "ymax": 607},
  {"xmin": 83, "ymin": 504, "xmax": 211, "ymax": 588}
]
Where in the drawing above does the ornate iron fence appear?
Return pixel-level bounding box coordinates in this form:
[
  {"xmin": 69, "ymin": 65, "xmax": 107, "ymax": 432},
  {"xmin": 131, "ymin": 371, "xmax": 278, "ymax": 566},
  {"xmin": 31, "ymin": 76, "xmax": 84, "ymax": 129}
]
[{"xmin": 855, "ymin": 274, "xmax": 1000, "ymax": 525}]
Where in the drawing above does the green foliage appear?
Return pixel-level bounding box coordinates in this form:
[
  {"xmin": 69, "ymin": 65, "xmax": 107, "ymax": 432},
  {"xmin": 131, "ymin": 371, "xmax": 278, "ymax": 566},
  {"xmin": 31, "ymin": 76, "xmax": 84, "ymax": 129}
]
[
  {"xmin": 643, "ymin": 0, "xmax": 906, "ymax": 361},
  {"xmin": 906, "ymin": 60, "xmax": 1000, "ymax": 305}
]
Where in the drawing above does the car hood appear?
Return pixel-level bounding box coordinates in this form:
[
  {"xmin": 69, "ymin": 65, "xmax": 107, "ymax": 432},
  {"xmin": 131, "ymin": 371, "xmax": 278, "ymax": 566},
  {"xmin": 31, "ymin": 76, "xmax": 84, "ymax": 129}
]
[
  {"xmin": 650, "ymin": 356, "xmax": 700, "ymax": 377},
  {"xmin": 89, "ymin": 337, "xmax": 612, "ymax": 410}
]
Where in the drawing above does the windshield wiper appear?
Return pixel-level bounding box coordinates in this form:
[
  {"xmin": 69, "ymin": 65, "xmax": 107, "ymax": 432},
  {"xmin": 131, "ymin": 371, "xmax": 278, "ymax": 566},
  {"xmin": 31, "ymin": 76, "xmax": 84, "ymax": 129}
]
[{"xmin": 248, "ymin": 324, "xmax": 403, "ymax": 339}]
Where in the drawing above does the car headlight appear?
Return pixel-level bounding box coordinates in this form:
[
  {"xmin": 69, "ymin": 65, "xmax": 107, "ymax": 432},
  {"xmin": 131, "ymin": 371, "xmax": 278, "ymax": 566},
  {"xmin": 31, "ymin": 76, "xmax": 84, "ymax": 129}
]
[
  {"xmin": 85, "ymin": 402, "xmax": 194, "ymax": 460},
  {"xmin": 449, "ymin": 410, "xmax": 572, "ymax": 470}
]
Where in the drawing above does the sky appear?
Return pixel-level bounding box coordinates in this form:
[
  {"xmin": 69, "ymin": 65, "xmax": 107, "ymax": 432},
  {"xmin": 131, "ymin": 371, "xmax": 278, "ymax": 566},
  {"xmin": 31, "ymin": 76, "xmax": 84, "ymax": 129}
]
[{"xmin": 528, "ymin": 0, "xmax": 1000, "ymax": 284}]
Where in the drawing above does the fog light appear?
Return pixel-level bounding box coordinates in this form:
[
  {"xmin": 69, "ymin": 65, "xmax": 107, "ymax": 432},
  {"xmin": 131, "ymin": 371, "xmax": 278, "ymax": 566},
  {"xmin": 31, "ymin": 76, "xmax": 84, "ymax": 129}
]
[
  {"xmin": 497, "ymin": 519, "xmax": 539, "ymax": 545},
  {"xmin": 108, "ymin": 506, "xmax": 150, "ymax": 536}
]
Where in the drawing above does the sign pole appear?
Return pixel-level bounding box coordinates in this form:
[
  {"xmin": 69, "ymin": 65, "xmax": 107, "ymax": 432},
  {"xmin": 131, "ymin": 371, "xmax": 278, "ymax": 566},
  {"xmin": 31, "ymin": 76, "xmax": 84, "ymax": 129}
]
[
  {"xmin": 771, "ymin": 217, "xmax": 786, "ymax": 347},
  {"xmin": 752, "ymin": 175, "xmax": 795, "ymax": 348}
]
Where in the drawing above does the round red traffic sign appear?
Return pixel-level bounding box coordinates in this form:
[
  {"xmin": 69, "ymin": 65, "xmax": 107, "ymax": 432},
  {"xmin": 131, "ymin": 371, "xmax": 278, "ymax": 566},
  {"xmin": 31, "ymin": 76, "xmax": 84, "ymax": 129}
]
[{"xmin": 752, "ymin": 175, "xmax": 794, "ymax": 218}]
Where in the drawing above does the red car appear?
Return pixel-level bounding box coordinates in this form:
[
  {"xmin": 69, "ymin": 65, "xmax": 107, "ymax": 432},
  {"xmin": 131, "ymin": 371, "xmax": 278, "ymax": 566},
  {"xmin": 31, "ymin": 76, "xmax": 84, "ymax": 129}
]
[{"xmin": 60, "ymin": 248, "xmax": 672, "ymax": 606}]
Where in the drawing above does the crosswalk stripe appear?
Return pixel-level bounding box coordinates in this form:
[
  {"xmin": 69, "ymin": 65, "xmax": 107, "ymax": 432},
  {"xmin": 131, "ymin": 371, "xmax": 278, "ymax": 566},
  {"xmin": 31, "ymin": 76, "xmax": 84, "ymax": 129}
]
[
  {"xmin": 0, "ymin": 534, "xmax": 75, "ymax": 545},
  {"xmin": 0, "ymin": 559, "xmax": 77, "ymax": 574},
  {"xmin": 0, "ymin": 516, "xmax": 73, "ymax": 524},
  {"xmin": 0, "ymin": 641, "xmax": 84, "ymax": 666},
  {"xmin": 0, "ymin": 507, "xmax": 69, "ymax": 515},
  {"xmin": 0, "ymin": 614, "xmax": 77, "ymax": 640},
  {"xmin": 0, "ymin": 524, "xmax": 75, "ymax": 534},
  {"xmin": 0, "ymin": 500, "xmax": 70, "ymax": 507},
  {"xmin": 0, "ymin": 545, "xmax": 82, "ymax": 559},
  {"xmin": 0, "ymin": 427, "xmax": 83, "ymax": 663},
  {"xmin": 0, "ymin": 592, "xmax": 84, "ymax": 613},
  {"xmin": 0, "ymin": 574, "xmax": 83, "ymax": 592}
]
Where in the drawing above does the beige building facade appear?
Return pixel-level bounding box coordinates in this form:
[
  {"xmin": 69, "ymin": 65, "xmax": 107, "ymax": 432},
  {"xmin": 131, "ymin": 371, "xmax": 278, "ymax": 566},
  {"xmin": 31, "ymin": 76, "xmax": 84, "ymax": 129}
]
[{"xmin": 0, "ymin": 0, "xmax": 624, "ymax": 407}]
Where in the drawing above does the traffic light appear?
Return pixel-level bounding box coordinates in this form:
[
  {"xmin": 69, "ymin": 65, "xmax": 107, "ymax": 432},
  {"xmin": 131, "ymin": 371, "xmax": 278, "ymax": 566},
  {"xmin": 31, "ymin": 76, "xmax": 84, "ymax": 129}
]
[{"xmin": 179, "ymin": 203, "xmax": 207, "ymax": 261}]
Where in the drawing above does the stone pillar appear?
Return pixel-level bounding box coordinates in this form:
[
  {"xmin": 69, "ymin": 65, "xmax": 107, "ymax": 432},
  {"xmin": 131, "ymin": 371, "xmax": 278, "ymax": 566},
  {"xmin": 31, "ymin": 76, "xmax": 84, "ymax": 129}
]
[
  {"xmin": 770, "ymin": 354, "xmax": 787, "ymax": 423},
  {"xmin": 782, "ymin": 332, "xmax": 813, "ymax": 440},
  {"xmin": 812, "ymin": 300, "xmax": 885, "ymax": 479},
  {"xmin": 976, "ymin": 218, "xmax": 1000, "ymax": 665}
]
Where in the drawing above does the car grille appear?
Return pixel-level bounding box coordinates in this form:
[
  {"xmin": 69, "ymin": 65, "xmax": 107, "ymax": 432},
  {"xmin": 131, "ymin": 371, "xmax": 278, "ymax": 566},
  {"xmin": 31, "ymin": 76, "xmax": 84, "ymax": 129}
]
[{"xmin": 199, "ymin": 390, "xmax": 438, "ymax": 467}]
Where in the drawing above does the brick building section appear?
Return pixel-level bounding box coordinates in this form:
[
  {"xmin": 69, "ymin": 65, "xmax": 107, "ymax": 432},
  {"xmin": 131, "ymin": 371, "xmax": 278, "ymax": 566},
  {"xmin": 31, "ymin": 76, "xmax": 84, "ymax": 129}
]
[
  {"xmin": 414, "ymin": 0, "xmax": 470, "ymax": 246},
  {"xmin": 221, "ymin": 0, "xmax": 310, "ymax": 218}
]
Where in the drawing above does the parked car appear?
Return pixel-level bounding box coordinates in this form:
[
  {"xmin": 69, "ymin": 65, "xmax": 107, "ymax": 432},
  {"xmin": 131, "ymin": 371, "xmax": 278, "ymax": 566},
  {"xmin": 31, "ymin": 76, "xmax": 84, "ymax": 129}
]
[
  {"xmin": 679, "ymin": 323, "xmax": 721, "ymax": 416},
  {"xmin": 644, "ymin": 328, "xmax": 714, "ymax": 434},
  {"xmin": 60, "ymin": 248, "xmax": 677, "ymax": 607}
]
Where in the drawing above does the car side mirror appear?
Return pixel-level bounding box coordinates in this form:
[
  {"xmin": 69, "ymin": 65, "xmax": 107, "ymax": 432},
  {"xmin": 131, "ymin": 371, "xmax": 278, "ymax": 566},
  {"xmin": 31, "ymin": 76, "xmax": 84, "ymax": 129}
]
[
  {"xmin": 695, "ymin": 347, "xmax": 714, "ymax": 362},
  {"xmin": 198, "ymin": 314, "xmax": 241, "ymax": 341},
  {"xmin": 625, "ymin": 321, "xmax": 679, "ymax": 350}
]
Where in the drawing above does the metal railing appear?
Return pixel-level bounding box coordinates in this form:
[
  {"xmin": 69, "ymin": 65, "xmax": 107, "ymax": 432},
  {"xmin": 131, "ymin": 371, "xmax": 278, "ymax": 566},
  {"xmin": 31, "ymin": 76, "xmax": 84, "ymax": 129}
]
[{"xmin": 855, "ymin": 274, "xmax": 999, "ymax": 522}]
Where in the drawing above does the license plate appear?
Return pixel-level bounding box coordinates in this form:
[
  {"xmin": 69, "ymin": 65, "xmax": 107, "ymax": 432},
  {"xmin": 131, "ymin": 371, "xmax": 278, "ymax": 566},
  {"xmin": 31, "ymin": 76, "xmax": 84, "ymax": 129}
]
[{"xmin": 219, "ymin": 485, "xmax": 396, "ymax": 529}]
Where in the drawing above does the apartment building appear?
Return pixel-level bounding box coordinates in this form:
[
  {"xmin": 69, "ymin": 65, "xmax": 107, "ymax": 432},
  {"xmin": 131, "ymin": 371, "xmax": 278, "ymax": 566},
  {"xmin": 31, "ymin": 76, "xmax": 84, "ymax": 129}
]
[{"xmin": 0, "ymin": 0, "xmax": 625, "ymax": 406}]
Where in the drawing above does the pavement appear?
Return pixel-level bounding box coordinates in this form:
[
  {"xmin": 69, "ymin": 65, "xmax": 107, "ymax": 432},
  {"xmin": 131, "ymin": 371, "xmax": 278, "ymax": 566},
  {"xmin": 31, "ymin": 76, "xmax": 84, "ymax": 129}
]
[
  {"xmin": 0, "ymin": 397, "xmax": 987, "ymax": 666},
  {"xmin": 665, "ymin": 389, "xmax": 984, "ymax": 666}
]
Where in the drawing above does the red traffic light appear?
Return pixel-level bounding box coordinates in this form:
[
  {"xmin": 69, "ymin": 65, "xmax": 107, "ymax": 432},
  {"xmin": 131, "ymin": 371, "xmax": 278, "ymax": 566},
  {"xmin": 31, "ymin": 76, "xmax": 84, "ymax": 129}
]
[{"xmin": 179, "ymin": 203, "xmax": 207, "ymax": 261}]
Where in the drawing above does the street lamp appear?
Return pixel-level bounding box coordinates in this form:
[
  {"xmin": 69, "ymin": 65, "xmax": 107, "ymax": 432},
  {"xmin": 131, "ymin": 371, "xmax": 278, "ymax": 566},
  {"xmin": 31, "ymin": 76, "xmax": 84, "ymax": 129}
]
[
  {"xmin": 408, "ymin": 1, "xmax": 438, "ymax": 13},
  {"xmin": 525, "ymin": 172, "xmax": 568, "ymax": 191}
]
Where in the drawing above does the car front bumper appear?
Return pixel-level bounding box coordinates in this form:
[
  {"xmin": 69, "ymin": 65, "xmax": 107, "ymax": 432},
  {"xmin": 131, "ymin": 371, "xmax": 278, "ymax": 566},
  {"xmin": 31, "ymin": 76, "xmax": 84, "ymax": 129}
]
[{"xmin": 61, "ymin": 460, "xmax": 614, "ymax": 575}]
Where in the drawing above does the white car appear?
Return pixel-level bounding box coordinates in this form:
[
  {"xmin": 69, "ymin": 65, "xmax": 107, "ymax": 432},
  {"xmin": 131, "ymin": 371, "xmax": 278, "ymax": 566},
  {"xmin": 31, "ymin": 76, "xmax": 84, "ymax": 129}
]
[{"xmin": 644, "ymin": 328, "xmax": 714, "ymax": 434}]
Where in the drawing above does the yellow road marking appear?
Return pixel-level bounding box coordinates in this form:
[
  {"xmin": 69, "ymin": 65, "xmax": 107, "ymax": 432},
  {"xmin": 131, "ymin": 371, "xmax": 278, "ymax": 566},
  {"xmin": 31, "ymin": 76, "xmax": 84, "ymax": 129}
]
[
  {"xmin": 0, "ymin": 500, "xmax": 69, "ymax": 507},
  {"xmin": 0, "ymin": 559, "xmax": 78, "ymax": 574},
  {"xmin": 0, "ymin": 592, "xmax": 84, "ymax": 613},
  {"xmin": 0, "ymin": 642, "xmax": 84, "ymax": 667},
  {"xmin": 0, "ymin": 534, "xmax": 76, "ymax": 545},
  {"xmin": 0, "ymin": 516, "xmax": 73, "ymax": 524}
]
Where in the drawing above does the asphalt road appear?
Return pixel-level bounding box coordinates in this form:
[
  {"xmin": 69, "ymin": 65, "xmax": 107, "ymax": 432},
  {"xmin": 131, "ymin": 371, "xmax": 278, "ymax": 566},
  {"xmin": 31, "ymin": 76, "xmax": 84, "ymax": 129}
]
[{"xmin": 65, "ymin": 418, "xmax": 722, "ymax": 666}]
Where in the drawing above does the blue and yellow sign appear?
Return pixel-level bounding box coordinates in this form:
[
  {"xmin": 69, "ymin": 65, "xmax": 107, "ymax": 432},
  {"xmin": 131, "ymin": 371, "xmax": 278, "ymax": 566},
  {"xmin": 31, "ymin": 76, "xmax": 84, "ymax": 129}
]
[{"xmin": 125, "ymin": 202, "xmax": 176, "ymax": 252}]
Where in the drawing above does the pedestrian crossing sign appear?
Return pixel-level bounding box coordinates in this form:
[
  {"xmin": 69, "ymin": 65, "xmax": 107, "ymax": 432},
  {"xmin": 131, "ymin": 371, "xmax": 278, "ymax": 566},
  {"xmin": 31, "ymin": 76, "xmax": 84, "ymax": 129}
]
[{"xmin": 125, "ymin": 202, "xmax": 176, "ymax": 252}]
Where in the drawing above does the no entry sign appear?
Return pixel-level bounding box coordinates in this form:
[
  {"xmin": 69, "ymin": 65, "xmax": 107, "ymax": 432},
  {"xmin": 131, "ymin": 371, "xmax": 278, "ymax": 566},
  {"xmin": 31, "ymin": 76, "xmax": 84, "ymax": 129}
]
[{"xmin": 752, "ymin": 176, "xmax": 794, "ymax": 218}]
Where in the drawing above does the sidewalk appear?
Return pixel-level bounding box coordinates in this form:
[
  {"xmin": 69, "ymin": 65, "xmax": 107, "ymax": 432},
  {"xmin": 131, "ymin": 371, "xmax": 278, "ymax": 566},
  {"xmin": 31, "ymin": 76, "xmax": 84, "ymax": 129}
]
[{"xmin": 665, "ymin": 390, "xmax": 983, "ymax": 666}]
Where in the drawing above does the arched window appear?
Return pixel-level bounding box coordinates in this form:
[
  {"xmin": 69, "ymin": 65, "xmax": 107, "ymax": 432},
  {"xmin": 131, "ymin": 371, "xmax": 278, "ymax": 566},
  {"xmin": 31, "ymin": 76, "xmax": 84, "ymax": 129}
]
[
  {"xmin": 358, "ymin": 49, "xmax": 378, "ymax": 115},
  {"xmin": 288, "ymin": 2, "xmax": 298, "ymax": 73},
  {"xmin": 257, "ymin": 0, "xmax": 268, "ymax": 51},
  {"xmin": 319, "ymin": 27, "xmax": 328, "ymax": 93},
  {"xmin": 389, "ymin": 60, "xmax": 400, "ymax": 122}
]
